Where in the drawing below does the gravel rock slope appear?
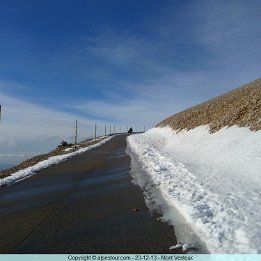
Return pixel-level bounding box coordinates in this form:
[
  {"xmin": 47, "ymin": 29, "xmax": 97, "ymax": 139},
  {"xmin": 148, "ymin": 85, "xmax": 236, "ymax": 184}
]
[{"xmin": 157, "ymin": 78, "xmax": 261, "ymax": 132}]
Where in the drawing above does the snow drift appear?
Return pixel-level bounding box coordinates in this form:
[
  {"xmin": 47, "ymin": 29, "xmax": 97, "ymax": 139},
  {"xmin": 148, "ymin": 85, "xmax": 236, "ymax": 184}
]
[{"xmin": 127, "ymin": 126, "xmax": 261, "ymax": 253}]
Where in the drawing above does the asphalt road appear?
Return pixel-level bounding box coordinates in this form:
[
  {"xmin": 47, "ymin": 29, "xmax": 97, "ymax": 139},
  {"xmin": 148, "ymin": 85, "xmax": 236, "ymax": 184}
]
[{"xmin": 0, "ymin": 134, "xmax": 178, "ymax": 253}]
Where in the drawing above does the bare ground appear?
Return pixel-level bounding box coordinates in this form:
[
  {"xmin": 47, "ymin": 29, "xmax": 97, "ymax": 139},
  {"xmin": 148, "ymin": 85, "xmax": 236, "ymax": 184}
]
[{"xmin": 157, "ymin": 77, "xmax": 261, "ymax": 132}]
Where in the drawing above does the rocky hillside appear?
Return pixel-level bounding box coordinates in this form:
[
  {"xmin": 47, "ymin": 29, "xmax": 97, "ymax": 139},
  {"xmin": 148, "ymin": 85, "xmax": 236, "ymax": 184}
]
[{"xmin": 157, "ymin": 78, "xmax": 261, "ymax": 132}]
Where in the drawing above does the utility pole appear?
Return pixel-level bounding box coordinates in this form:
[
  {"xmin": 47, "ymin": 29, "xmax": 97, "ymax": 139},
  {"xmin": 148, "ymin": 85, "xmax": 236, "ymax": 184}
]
[
  {"xmin": 95, "ymin": 123, "xmax": 97, "ymax": 140},
  {"xmin": 105, "ymin": 125, "xmax": 107, "ymax": 137},
  {"xmin": 114, "ymin": 125, "xmax": 115, "ymax": 134},
  {"xmin": 74, "ymin": 120, "xmax": 78, "ymax": 150},
  {"xmin": 120, "ymin": 126, "xmax": 121, "ymax": 133},
  {"xmin": 110, "ymin": 125, "xmax": 111, "ymax": 135}
]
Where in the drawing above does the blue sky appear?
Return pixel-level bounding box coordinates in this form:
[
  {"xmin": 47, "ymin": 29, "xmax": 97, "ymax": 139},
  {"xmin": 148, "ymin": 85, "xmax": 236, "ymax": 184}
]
[{"xmin": 0, "ymin": 0, "xmax": 261, "ymax": 164}]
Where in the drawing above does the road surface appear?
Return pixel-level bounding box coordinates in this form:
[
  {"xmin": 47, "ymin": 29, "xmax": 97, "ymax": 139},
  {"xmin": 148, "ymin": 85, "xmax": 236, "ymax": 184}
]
[{"xmin": 0, "ymin": 135, "xmax": 178, "ymax": 253}]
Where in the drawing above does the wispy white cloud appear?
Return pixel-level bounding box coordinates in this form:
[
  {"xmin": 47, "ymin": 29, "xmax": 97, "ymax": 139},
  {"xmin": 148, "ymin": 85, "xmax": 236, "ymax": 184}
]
[
  {"xmin": 84, "ymin": 31, "xmax": 145, "ymax": 65},
  {"xmin": 0, "ymin": 87, "xmax": 107, "ymax": 162},
  {"xmin": 0, "ymin": 0, "xmax": 260, "ymax": 165},
  {"xmin": 67, "ymin": 0, "xmax": 261, "ymax": 95},
  {"xmin": 30, "ymin": 0, "xmax": 261, "ymax": 115},
  {"xmin": 197, "ymin": 0, "xmax": 261, "ymax": 71}
]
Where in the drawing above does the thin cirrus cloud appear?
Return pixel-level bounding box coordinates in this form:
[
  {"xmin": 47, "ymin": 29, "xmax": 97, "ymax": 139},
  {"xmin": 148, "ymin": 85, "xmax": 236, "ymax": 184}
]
[
  {"xmin": 67, "ymin": 0, "xmax": 260, "ymax": 102},
  {"xmin": 0, "ymin": 0, "xmax": 260, "ymax": 165},
  {"xmin": 0, "ymin": 89, "xmax": 104, "ymax": 160}
]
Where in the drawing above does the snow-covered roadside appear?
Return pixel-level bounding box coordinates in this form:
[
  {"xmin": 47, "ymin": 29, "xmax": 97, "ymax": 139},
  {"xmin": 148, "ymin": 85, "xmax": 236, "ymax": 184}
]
[
  {"xmin": 0, "ymin": 135, "xmax": 114, "ymax": 187},
  {"xmin": 127, "ymin": 126, "xmax": 261, "ymax": 253}
]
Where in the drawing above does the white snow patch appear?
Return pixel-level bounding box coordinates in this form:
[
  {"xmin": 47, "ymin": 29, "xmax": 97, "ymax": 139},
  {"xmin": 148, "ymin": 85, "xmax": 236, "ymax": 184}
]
[
  {"xmin": 169, "ymin": 243, "xmax": 195, "ymax": 252},
  {"xmin": 127, "ymin": 126, "xmax": 261, "ymax": 253},
  {"xmin": 0, "ymin": 136, "xmax": 113, "ymax": 187},
  {"xmin": 63, "ymin": 148, "xmax": 73, "ymax": 152}
]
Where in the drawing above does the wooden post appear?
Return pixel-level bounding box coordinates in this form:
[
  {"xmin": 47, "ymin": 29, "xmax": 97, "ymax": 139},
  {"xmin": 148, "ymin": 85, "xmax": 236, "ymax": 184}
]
[
  {"xmin": 74, "ymin": 120, "xmax": 78, "ymax": 150},
  {"xmin": 105, "ymin": 125, "xmax": 106, "ymax": 137},
  {"xmin": 110, "ymin": 125, "xmax": 111, "ymax": 135},
  {"xmin": 95, "ymin": 123, "xmax": 97, "ymax": 140}
]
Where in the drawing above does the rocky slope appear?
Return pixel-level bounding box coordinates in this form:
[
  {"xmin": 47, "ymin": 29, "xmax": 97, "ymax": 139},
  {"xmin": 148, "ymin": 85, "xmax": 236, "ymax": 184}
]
[{"xmin": 157, "ymin": 78, "xmax": 261, "ymax": 132}]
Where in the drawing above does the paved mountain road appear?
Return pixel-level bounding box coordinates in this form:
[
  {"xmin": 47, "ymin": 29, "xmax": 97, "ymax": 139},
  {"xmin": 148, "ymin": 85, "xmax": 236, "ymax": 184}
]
[{"xmin": 0, "ymin": 135, "xmax": 177, "ymax": 253}]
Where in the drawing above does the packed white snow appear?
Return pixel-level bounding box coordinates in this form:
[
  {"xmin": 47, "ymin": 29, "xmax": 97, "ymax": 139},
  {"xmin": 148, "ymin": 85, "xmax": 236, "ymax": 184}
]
[
  {"xmin": 0, "ymin": 136, "xmax": 113, "ymax": 187},
  {"xmin": 127, "ymin": 126, "xmax": 261, "ymax": 253}
]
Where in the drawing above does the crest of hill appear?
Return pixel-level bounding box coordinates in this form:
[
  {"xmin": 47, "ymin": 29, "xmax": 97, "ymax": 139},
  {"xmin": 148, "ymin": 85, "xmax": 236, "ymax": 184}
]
[{"xmin": 157, "ymin": 78, "xmax": 261, "ymax": 133}]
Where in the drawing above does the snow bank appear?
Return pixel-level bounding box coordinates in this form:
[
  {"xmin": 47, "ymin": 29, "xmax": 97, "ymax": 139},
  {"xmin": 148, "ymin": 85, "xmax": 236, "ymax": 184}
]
[
  {"xmin": 0, "ymin": 136, "xmax": 113, "ymax": 187},
  {"xmin": 127, "ymin": 126, "xmax": 261, "ymax": 253}
]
